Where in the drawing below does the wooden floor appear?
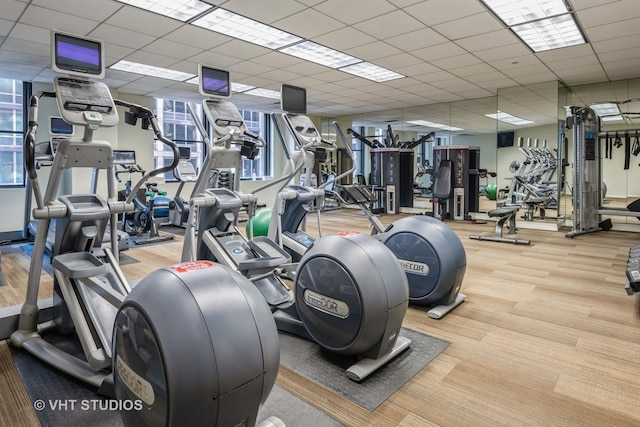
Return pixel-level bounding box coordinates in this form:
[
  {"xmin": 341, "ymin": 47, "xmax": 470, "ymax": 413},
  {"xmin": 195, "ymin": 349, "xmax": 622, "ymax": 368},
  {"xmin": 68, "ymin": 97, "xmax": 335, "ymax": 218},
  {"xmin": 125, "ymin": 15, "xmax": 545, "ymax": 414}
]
[{"xmin": 1, "ymin": 209, "xmax": 640, "ymax": 426}]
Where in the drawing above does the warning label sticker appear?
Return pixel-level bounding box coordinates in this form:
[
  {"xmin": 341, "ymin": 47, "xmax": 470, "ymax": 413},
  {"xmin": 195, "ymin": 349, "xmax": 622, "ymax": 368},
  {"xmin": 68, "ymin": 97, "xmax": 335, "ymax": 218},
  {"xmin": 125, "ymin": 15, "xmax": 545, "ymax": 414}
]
[
  {"xmin": 170, "ymin": 261, "xmax": 216, "ymax": 274},
  {"xmin": 335, "ymin": 231, "xmax": 361, "ymax": 237}
]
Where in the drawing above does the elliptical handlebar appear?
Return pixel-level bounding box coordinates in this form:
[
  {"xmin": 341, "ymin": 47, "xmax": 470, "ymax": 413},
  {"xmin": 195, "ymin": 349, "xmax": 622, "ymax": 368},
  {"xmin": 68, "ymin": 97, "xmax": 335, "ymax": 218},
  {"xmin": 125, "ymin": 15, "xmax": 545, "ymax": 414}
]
[
  {"xmin": 23, "ymin": 91, "xmax": 60, "ymax": 210},
  {"xmin": 319, "ymin": 121, "xmax": 357, "ymax": 190},
  {"xmin": 114, "ymin": 100, "xmax": 179, "ymax": 205}
]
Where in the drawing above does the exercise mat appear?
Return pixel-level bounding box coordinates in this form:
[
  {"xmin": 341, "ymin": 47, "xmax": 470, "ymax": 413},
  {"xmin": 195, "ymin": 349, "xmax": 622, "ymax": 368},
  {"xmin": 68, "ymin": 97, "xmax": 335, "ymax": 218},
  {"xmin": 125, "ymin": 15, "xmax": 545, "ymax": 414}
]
[{"xmin": 278, "ymin": 327, "xmax": 449, "ymax": 411}]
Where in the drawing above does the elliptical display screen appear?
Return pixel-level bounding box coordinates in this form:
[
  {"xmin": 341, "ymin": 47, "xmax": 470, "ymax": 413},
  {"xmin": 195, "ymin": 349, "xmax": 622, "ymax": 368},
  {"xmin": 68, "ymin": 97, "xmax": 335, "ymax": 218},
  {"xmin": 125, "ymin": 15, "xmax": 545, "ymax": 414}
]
[
  {"xmin": 113, "ymin": 150, "xmax": 137, "ymax": 165},
  {"xmin": 50, "ymin": 116, "xmax": 74, "ymax": 135},
  {"xmin": 52, "ymin": 32, "xmax": 104, "ymax": 78},
  {"xmin": 281, "ymin": 84, "xmax": 307, "ymax": 114},
  {"xmin": 199, "ymin": 65, "xmax": 231, "ymax": 98},
  {"xmin": 178, "ymin": 146, "xmax": 191, "ymax": 159}
]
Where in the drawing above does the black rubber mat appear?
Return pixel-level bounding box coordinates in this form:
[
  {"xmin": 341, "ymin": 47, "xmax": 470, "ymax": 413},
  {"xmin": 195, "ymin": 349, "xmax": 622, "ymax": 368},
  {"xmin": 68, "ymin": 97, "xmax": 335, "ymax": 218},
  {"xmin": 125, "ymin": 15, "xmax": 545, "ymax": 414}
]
[
  {"xmin": 278, "ymin": 327, "xmax": 449, "ymax": 411},
  {"xmin": 9, "ymin": 333, "xmax": 342, "ymax": 427}
]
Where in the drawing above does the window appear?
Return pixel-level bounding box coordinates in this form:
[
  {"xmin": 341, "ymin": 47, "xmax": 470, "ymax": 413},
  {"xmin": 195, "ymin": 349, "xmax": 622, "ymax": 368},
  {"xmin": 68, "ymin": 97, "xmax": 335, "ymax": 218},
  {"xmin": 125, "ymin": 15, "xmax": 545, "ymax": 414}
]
[
  {"xmin": 238, "ymin": 109, "xmax": 269, "ymax": 180},
  {"xmin": 154, "ymin": 100, "xmax": 271, "ymax": 182},
  {"xmin": 0, "ymin": 78, "xmax": 26, "ymax": 187},
  {"xmin": 155, "ymin": 98, "xmax": 204, "ymax": 182}
]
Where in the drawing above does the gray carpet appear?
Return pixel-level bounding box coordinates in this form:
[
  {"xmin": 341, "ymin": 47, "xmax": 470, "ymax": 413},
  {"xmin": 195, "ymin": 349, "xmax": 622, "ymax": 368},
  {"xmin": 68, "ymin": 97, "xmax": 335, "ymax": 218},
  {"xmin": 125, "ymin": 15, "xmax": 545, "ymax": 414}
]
[
  {"xmin": 278, "ymin": 327, "xmax": 449, "ymax": 411},
  {"xmin": 10, "ymin": 333, "xmax": 341, "ymax": 427}
]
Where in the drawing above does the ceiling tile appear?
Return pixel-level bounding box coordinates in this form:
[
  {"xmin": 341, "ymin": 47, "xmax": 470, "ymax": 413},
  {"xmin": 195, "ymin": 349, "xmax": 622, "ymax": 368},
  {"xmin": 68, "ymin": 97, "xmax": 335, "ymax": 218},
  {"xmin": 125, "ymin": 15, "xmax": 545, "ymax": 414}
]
[
  {"xmin": 3, "ymin": 1, "xmax": 27, "ymax": 21},
  {"xmin": 346, "ymin": 41, "xmax": 402, "ymax": 61},
  {"xmin": 431, "ymin": 53, "xmax": 483, "ymax": 69},
  {"xmin": 259, "ymin": 68, "xmax": 303, "ymax": 84},
  {"xmin": 433, "ymin": 12, "xmax": 504, "ymax": 40},
  {"xmin": 450, "ymin": 63, "xmax": 498, "ymax": 78},
  {"xmin": 1, "ymin": 37, "xmax": 49, "ymax": 58},
  {"xmin": 20, "ymin": 5, "xmax": 99, "ymax": 36},
  {"xmin": 33, "ymin": 0, "xmax": 121, "ymax": 21},
  {"xmin": 250, "ymin": 51, "xmax": 304, "ymax": 68},
  {"xmin": 535, "ymin": 44, "xmax": 595, "ymax": 62},
  {"xmin": 413, "ymin": 70, "xmax": 458, "ymax": 84},
  {"xmin": 585, "ymin": 16, "xmax": 640, "ymax": 43},
  {"xmin": 123, "ymin": 51, "xmax": 179, "ymax": 68},
  {"xmin": 273, "ymin": 8, "xmax": 344, "ymax": 39},
  {"xmin": 354, "ymin": 10, "xmax": 425, "ymax": 39},
  {"xmin": 89, "ymin": 24, "xmax": 156, "ymax": 49},
  {"xmin": 106, "ymin": 6, "xmax": 182, "ymax": 37},
  {"xmin": 373, "ymin": 53, "xmax": 423, "ymax": 69},
  {"xmin": 313, "ymin": 0, "xmax": 396, "ymax": 25},
  {"xmin": 577, "ymin": 0, "xmax": 640, "ymax": 28},
  {"xmin": 8, "ymin": 23, "xmax": 50, "ymax": 44},
  {"xmin": 546, "ymin": 55, "xmax": 601, "ymax": 71},
  {"xmin": 394, "ymin": 62, "xmax": 441, "ymax": 77},
  {"xmin": 474, "ymin": 43, "xmax": 532, "ymax": 61},
  {"xmin": 385, "ymin": 27, "xmax": 449, "ymax": 52},
  {"xmin": 143, "ymin": 39, "xmax": 203, "ymax": 61},
  {"xmin": 407, "ymin": 0, "xmax": 486, "ymax": 26},
  {"xmin": 312, "ymin": 26, "xmax": 376, "ymax": 52},
  {"xmin": 222, "ymin": 0, "xmax": 307, "ymax": 23},
  {"xmin": 285, "ymin": 61, "xmax": 332, "ymax": 76},
  {"xmin": 227, "ymin": 61, "xmax": 276, "ymax": 77},
  {"xmin": 456, "ymin": 29, "xmax": 519, "ymax": 52},
  {"xmin": 212, "ymin": 40, "xmax": 273, "ymax": 61},
  {"xmin": 164, "ymin": 25, "xmax": 233, "ymax": 50},
  {"xmin": 410, "ymin": 42, "xmax": 467, "ymax": 62},
  {"xmin": 0, "ymin": 49, "xmax": 48, "ymax": 67},
  {"xmin": 0, "ymin": 19, "xmax": 13, "ymax": 37}
]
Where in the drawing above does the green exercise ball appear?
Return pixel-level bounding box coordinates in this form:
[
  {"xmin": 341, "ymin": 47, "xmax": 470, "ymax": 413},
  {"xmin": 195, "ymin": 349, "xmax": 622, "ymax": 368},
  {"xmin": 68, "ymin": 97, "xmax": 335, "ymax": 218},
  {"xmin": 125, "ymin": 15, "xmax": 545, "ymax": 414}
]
[
  {"xmin": 484, "ymin": 183, "xmax": 497, "ymax": 201},
  {"xmin": 246, "ymin": 208, "xmax": 272, "ymax": 237}
]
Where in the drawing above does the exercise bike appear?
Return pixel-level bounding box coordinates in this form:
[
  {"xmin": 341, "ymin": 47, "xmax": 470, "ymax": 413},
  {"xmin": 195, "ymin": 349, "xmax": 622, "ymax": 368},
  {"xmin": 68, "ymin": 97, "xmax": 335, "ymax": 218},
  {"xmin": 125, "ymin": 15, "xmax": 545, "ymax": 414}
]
[
  {"xmin": 270, "ymin": 95, "xmax": 467, "ymax": 319},
  {"xmin": 11, "ymin": 32, "xmax": 281, "ymax": 427},
  {"xmin": 182, "ymin": 66, "xmax": 411, "ymax": 381}
]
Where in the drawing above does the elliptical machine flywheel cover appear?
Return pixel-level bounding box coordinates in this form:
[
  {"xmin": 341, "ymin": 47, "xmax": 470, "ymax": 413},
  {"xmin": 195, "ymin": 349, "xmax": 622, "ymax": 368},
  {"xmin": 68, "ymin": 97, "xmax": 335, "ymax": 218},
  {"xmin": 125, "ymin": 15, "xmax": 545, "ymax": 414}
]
[
  {"xmin": 378, "ymin": 215, "xmax": 466, "ymax": 306},
  {"xmin": 113, "ymin": 261, "xmax": 279, "ymax": 427},
  {"xmin": 294, "ymin": 232, "xmax": 409, "ymax": 355}
]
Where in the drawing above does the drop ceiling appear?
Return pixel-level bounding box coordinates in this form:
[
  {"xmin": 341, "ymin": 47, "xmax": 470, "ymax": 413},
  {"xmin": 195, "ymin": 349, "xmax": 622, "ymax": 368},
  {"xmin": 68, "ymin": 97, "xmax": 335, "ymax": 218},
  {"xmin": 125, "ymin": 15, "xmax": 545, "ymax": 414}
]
[{"xmin": 2, "ymin": 0, "xmax": 640, "ymax": 133}]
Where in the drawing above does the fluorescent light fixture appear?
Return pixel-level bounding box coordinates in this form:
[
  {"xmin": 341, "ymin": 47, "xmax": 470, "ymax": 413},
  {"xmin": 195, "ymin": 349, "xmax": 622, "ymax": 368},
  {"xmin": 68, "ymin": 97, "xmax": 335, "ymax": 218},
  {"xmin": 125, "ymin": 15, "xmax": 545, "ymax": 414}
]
[
  {"xmin": 186, "ymin": 77, "xmax": 255, "ymax": 93},
  {"xmin": 485, "ymin": 110, "xmax": 534, "ymax": 126},
  {"xmin": 114, "ymin": 0, "xmax": 213, "ymax": 22},
  {"xmin": 479, "ymin": 0, "xmax": 586, "ymax": 52},
  {"xmin": 407, "ymin": 120, "xmax": 463, "ymax": 131},
  {"xmin": 590, "ymin": 102, "xmax": 620, "ymax": 116},
  {"xmin": 109, "ymin": 60, "xmax": 195, "ymax": 81},
  {"xmin": 279, "ymin": 41, "xmax": 360, "ymax": 68},
  {"xmin": 600, "ymin": 115, "xmax": 624, "ymax": 122},
  {"xmin": 481, "ymin": 0, "xmax": 568, "ymax": 26},
  {"xmin": 338, "ymin": 62, "xmax": 404, "ymax": 82},
  {"xmin": 192, "ymin": 8, "xmax": 302, "ymax": 49},
  {"xmin": 511, "ymin": 14, "xmax": 585, "ymax": 52},
  {"xmin": 243, "ymin": 87, "xmax": 281, "ymax": 99}
]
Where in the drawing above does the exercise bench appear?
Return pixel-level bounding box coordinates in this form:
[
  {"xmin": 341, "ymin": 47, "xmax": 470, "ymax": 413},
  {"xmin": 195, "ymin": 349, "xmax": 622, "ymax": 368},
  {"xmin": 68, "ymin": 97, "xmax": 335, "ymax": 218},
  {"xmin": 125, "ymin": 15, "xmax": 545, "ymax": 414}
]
[{"xmin": 469, "ymin": 207, "xmax": 530, "ymax": 245}]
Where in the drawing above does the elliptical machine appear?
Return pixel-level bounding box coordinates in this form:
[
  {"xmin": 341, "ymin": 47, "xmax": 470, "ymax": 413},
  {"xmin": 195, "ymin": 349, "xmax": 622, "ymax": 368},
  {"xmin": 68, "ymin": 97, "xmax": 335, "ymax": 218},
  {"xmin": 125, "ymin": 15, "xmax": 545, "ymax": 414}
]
[
  {"xmin": 169, "ymin": 146, "xmax": 198, "ymax": 227},
  {"xmin": 270, "ymin": 85, "xmax": 466, "ymax": 319},
  {"xmin": 11, "ymin": 32, "xmax": 282, "ymax": 427},
  {"xmin": 182, "ymin": 65, "xmax": 411, "ymax": 381}
]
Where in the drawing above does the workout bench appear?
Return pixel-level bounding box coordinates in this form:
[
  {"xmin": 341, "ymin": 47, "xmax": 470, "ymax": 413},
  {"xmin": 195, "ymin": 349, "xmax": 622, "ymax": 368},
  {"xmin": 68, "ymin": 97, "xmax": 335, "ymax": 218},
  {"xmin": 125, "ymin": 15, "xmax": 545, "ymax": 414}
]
[{"xmin": 469, "ymin": 207, "xmax": 530, "ymax": 245}]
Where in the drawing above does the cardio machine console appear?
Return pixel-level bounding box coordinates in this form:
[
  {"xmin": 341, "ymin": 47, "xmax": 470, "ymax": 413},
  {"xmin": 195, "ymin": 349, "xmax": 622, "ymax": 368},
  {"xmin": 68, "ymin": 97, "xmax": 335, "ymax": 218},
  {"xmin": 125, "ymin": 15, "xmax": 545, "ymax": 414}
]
[
  {"xmin": 54, "ymin": 77, "xmax": 119, "ymax": 128},
  {"xmin": 286, "ymin": 114, "xmax": 320, "ymax": 146}
]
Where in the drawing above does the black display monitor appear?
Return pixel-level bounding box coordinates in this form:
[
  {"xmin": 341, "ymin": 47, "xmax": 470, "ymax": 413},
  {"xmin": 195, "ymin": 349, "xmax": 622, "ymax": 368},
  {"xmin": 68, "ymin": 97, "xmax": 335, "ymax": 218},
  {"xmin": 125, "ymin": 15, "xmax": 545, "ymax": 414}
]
[
  {"xmin": 51, "ymin": 31, "xmax": 105, "ymax": 79},
  {"xmin": 113, "ymin": 150, "xmax": 137, "ymax": 165},
  {"xmin": 178, "ymin": 146, "xmax": 191, "ymax": 159},
  {"xmin": 281, "ymin": 84, "xmax": 306, "ymax": 114},
  {"xmin": 198, "ymin": 64, "xmax": 231, "ymax": 98},
  {"xmin": 497, "ymin": 131, "xmax": 515, "ymax": 148},
  {"xmin": 50, "ymin": 116, "xmax": 74, "ymax": 136}
]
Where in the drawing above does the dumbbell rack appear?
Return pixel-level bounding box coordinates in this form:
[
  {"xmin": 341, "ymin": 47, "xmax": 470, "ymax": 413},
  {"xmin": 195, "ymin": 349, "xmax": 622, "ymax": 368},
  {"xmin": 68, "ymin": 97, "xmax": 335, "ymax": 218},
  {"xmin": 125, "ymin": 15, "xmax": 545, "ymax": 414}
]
[{"xmin": 625, "ymin": 245, "xmax": 640, "ymax": 295}]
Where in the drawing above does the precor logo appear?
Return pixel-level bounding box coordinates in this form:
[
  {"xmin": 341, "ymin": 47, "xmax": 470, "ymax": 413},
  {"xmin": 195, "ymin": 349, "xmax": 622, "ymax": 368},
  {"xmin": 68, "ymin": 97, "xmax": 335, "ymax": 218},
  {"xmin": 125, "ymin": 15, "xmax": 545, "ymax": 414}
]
[
  {"xmin": 398, "ymin": 259, "xmax": 430, "ymax": 275},
  {"xmin": 303, "ymin": 289, "xmax": 349, "ymax": 318}
]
